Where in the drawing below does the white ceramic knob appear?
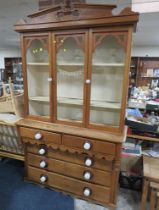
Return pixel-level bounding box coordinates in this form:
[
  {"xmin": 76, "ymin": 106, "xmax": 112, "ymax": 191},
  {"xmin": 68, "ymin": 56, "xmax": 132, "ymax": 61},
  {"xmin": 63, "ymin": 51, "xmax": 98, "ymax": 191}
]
[
  {"xmin": 85, "ymin": 79, "xmax": 91, "ymax": 84},
  {"xmin": 83, "ymin": 171, "xmax": 92, "ymax": 180},
  {"xmin": 40, "ymin": 160, "xmax": 47, "ymax": 168},
  {"xmin": 48, "ymin": 77, "xmax": 52, "ymax": 82},
  {"xmin": 40, "ymin": 175, "xmax": 47, "ymax": 183},
  {"xmin": 39, "ymin": 148, "xmax": 46, "ymax": 155},
  {"xmin": 85, "ymin": 158, "xmax": 93, "ymax": 167},
  {"xmin": 83, "ymin": 188, "xmax": 91, "ymax": 197},
  {"xmin": 83, "ymin": 142, "xmax": 91, "ymax": 150},
  {"xmin": 34, "ymin": 132, "xmax": 42, "ymax": 140}
]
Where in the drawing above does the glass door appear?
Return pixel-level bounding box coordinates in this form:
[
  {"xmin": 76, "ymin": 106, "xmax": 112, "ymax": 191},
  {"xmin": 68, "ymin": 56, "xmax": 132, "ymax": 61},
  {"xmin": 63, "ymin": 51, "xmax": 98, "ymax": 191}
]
[
  {"xmin": 54, "ymin": 32, "xmax": 87, "ymax": 124},
  {"xmin": 24, "ymin": 34, "xmax": 51, "ymax": 119},
  {"xmin": 89, "ymin": 31, "xmax": 128, "ymax": 128}
]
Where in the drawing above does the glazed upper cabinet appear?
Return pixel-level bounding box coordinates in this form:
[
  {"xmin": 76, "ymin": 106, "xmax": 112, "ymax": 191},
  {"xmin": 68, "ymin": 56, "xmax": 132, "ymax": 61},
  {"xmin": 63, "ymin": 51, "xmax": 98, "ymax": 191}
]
[
  {"xmin": 16, "ymin": 3, "xmax": 139, "ymax": 134},
  {"xmin": 22, "ymin": 28, "xmax": 130, "ymax": 132}
]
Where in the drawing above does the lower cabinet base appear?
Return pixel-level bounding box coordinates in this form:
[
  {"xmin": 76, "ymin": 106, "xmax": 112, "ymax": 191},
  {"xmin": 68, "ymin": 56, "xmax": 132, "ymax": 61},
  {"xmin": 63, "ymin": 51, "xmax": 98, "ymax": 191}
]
[
  {"xmin": 17, "ymin": 123, "xmax": 124, "ymax": 210},
  {"xmin": 27, "ymin": 166, "xmax": 117, "ymax": 209}
]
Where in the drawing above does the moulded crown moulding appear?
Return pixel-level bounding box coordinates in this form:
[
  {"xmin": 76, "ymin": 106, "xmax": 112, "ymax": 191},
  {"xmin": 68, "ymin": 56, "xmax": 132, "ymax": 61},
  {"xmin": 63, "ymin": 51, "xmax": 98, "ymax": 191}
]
[{"xmin": 14, "ymin": 3, "xmax": 139, "ymax": 33}]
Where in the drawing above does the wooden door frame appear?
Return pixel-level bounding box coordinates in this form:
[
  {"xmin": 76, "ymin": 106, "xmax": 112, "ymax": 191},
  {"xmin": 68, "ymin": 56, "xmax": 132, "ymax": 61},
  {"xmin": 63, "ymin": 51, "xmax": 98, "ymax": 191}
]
[
  {"xmin": 86, "ymin": 26, "xmax": 132, "ymax": 133},
  {"xmin": 21, "ymin": 32, "xmax": 51, "ymax": 122},
  {"xmin": 52, "ymin": 29, "xmax": 88, "ymax": 127}
]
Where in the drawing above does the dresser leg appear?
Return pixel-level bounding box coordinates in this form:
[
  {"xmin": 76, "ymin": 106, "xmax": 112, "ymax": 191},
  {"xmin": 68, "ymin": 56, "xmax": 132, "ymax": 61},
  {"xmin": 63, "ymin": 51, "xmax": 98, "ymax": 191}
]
[
  {"xmin": 140, "ymin": 178, "xmax": 149, "ymax": 210},
  {"xmin": 150, "ymin": 188, "xmax": 156, "ymax": 210}
]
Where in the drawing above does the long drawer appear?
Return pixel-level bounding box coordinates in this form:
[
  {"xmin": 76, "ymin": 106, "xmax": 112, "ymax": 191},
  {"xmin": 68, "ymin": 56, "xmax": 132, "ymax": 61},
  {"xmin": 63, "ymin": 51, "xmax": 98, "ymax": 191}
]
[
  {"xmin": 19, "ymin": 127, "xmax": 61, "ymax": 144},
  {"xmin": 62, "ymin": 134, "xmax": 116, "ymax": 156},
  {"xmin": 27, "ymin": 144, "xmax": 113, "ymax": 171},
  {"xmin": 27, "ymin": 166, "xmax": 110, "ymax": 204},
  {"xmin": 27, "ymin": 153, "xmax": 111, "ymax": 187}
]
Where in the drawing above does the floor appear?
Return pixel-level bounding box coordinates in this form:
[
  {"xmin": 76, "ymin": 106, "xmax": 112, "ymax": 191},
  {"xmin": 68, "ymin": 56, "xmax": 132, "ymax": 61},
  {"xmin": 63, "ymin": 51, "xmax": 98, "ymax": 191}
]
[
  {"xmin": 0, "ymin": 158, "xmax": 148, "ymax": 210},
  {"xmin": 75, "ymin": 188, "xmax": 142, "ymax": 210}
]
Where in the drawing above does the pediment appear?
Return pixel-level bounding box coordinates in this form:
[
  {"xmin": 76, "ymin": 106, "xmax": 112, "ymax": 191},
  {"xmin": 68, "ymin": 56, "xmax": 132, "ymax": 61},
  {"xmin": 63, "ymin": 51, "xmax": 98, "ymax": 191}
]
[
  {"xmin": 21, "ymin": 4, "xmax": 117, "ymax": 24},
  {"xmin": 14, "ymin": 4, "xmax": 139, "ymax": 32}
]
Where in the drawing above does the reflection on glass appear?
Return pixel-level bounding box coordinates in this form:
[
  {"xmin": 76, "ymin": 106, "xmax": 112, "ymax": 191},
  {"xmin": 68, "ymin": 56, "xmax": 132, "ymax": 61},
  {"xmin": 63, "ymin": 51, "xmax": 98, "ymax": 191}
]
[
  {"xmin": 90, "ymin": 34, "xmax": 126, "ymax": 126},
  {"xmin": 56, "ymin": 36, "xmax": 85, "ymax": 122},
  {"xmin": 26, "ymin": 38, "xmax": 50, "ymax": 117}
]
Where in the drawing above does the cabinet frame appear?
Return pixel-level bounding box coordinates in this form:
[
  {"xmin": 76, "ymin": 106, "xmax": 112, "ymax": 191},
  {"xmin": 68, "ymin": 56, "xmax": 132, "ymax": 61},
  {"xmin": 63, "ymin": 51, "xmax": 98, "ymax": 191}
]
[{"xmin": 21, "ymin": 27, "xmax": 133, "ymax": 133}]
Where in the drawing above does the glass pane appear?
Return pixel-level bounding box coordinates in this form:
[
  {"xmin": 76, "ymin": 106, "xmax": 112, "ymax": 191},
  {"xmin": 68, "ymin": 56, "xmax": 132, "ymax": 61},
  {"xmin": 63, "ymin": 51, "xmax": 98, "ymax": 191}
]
[
  {"xmin": 26, "ymin": 37, "xmax": 50, "ymax": 117},
  {"xmin": 90, "ymin": 33, "xmax": 126, "ymax": 126},
  {"xmin": 56, "ymin": 35, "xmax": 85, "ymax": 123}
]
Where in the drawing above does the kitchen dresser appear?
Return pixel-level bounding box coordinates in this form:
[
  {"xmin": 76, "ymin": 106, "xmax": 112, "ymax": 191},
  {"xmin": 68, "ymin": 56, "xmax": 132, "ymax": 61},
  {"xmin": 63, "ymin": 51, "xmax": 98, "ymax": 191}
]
[{"xmin": 14, "ymin": 2, "xmax": 139, "ymax": 209}]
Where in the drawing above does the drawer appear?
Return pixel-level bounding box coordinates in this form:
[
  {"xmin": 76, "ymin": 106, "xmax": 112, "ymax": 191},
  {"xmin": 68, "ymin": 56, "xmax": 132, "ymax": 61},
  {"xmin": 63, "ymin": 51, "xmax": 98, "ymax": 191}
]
[
  {"xmin": 48, "ymin": 147, "xmax": 113, "ymax": 171},
  {"xmin": 27, "ymin": 153, "xmax": 111, "ymax": 187},
  {"xmin": 62, "ymin": 134, "xmax": 116, "ymax": 156},
  {"xmin": 27, "ymin": 144, "xmax": 48, "ymax": 156},
  {"xmin": 27, "ymin": 166, "xmax": 110, "ymax": 204},
  {"xmin": 27, "ymin": 144, "xmax": 113, "ymax": 171},
  {"xmin": 19, "ymin": 127, "xmax": 61, "ymax": 144}
]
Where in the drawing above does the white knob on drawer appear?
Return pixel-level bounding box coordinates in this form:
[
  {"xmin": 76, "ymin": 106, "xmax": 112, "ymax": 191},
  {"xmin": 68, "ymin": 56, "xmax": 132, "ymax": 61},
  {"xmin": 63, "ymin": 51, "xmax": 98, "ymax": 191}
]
[
  {"xmin": 39, "ymin": 148, "xmax": 46, "ymax": 155},
  {"xmin": 85, "ymin": 79, "xmax": 91, "ymax": 84},
  {"xmin": 40, "ymin": 175, "xmax": 47, "ymax": 183},
  {"xmin": 48, "ymin": 77, "xmax": 52, "ymax": 82},
  {"xmin": 35, "ymin": 132, "xmax": 42, "ymax": 140},
  {"xmin": 85, "ymin": 158, "xmax": 93, "ymax": 167},
  {"xmin": 83, "ymin": 171, "xmax": 92, "ymax": 180},
  {"xmin": 83, "ymin": 188, "xmax": 91, "ymax": 197},
  {"xmin": 83, "ymin": 142, "xmax": 91, "ymax": 150},
  {"xmin": 40, "ymin": 160, "xmax": 47, "ymax": 168}
]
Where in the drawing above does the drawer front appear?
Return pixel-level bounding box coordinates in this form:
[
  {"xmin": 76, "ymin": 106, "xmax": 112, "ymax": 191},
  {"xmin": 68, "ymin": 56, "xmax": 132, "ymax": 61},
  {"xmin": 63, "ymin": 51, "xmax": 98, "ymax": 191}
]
[
  {"xmin": 62, "ymin": 134, "xmax": 116, "ymax": 156},
  {"xmin": 19, "ymin": 127, "xmax": 61, "ymax": 144},
  {"xmin": 27, "ymin": 145, "xmax": 113, "ymax": 171},
  {"xmin": 27, "ymin": 144, "xmax": 48, "ymax": 156},
  {"xmin": 27, "ymin": 153, "xmax": 111, "ymax": 187},
  {"xmin": 27, "ymin": 166, "xmax": 110, "ymax": 204}
]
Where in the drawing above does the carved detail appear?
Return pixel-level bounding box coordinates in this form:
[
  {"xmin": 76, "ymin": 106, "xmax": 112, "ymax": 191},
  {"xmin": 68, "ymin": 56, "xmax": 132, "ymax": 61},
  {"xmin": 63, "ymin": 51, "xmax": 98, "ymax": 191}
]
[
  {"xmin": 23, "ymin": 139, "xmax": 115, "ymax": 161},
  {"xmin": 56, "ymin": 0, "xmax": 80, "ymax": 19},
  {"xmin": 93, "ymin": 32, "xmax": 127, "ymax": 52},
  {"xmin": 48, "ymin": 144, "xmax": 115, "ymax": 161},
  {"xmin": 93, "ymin": 34, "xmax": 107, "ymax": 51},
  {"xmin": 25, "ymin": 37, "xmax": 48, "ymax": 50},
  {"xmin": 119, "ymin": 7, "xmax": 138, "ymax": 16},
  {"xmin": 55, "ymin": 35, "xmax": 84, "ymax": 52}
]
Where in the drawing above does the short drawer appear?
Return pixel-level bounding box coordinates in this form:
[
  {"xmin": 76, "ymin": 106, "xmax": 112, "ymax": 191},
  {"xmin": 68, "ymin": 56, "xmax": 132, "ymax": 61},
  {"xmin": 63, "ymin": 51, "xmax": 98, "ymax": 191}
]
[
  {"xmin": 19, "ymin": 127, "xmax": 61, "ymax": 144},
  {"xmin": 27, "ymin": 144, "xmax": 48, "ymax": 156},
  {"xmin": 27, "ymin": 166, "xmax": 110, "ymax": 204},
  {"xmin": 62, "ymin": 134, "xmax": 116, "ymax": 156},
  {"xmin": 27, "ymin": 153, "xmax": 111, "ymax": 187}
]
